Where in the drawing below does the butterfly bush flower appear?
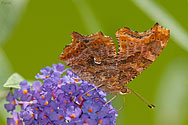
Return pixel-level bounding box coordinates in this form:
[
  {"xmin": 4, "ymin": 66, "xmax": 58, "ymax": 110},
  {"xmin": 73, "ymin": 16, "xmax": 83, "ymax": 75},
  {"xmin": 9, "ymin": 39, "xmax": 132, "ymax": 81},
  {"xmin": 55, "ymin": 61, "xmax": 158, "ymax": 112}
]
[{"xmin": 5, "ymin": 63, "xmax": 118, "ymax": 125}]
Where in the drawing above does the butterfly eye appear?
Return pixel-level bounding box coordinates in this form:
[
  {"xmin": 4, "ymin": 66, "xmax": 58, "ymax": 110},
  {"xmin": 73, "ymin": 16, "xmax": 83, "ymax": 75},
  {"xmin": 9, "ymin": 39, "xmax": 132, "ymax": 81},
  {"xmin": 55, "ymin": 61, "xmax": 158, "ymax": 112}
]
[
  {"xmin": 94, "ymin": 58, "xmax": 101, "ymax": 65},
  {"xmin": 119, "ymin": 87, "xmax": 128, "ymax": 95}
]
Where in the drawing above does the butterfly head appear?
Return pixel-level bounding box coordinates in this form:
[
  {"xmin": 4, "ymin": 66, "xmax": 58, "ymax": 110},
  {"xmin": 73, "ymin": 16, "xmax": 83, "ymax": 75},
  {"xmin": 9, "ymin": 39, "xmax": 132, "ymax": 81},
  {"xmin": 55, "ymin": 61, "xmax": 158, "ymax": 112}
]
[{"xmin": 119, "ymin": 86, "xmax": 131, "ymax": 95}]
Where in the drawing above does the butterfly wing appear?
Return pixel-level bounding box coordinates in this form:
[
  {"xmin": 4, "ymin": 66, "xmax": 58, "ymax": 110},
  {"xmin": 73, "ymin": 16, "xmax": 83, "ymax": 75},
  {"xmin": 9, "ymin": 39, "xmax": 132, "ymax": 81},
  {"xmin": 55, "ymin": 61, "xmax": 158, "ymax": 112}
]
[
  {"xmin": 115, "ymin": 23, "xmax": 170, "ymax": 85},
  {"xmin": 60, "ymin": 24, "xmax": 170, "ymax": 94},
  {"xmin": 59, "ymin": 32, "xmax": 117, "ymax": 86}
]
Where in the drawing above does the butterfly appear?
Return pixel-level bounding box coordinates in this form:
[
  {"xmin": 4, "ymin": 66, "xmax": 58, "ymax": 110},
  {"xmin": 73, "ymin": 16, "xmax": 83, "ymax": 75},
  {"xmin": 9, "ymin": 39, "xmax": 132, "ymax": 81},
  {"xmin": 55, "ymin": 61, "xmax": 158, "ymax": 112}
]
[{"xmin": 59, "ymin": 23, "xmax": 170, "ymax": 97}]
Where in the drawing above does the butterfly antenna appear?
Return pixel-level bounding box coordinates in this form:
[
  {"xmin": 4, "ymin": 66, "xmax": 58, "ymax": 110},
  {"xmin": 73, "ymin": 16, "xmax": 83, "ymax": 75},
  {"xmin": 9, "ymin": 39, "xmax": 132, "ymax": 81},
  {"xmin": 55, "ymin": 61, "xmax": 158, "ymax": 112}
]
[
  {"xmin": 127, "ymin": 87, "xmax": 155, "ymax": 109},
  {"xmin": 81, "ymin": 84, "xmax": 104, "ymax": 97}
]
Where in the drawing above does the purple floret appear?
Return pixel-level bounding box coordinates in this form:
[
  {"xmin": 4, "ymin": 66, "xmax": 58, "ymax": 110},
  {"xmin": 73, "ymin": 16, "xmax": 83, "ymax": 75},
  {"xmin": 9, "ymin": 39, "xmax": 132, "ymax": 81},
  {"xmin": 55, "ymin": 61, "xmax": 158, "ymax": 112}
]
[
  {"xmin": 7, "ymin": 111, "xmax": 22, "ymax": 125},
  {"xmin": 4, "ymin": 93, "xmax": 17, "ymax": 112},
  {"xmin": 5, "ymin": 63, "xmax": 118, "ymax": 125}
]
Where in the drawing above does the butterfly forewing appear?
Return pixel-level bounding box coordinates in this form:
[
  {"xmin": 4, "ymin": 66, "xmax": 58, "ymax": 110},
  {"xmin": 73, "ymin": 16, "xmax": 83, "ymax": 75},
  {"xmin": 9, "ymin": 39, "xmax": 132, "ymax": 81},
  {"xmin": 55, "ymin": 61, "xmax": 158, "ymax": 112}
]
[{"xmin": 115, "ymin": 23, "xmax": 169, "ymax": 85}]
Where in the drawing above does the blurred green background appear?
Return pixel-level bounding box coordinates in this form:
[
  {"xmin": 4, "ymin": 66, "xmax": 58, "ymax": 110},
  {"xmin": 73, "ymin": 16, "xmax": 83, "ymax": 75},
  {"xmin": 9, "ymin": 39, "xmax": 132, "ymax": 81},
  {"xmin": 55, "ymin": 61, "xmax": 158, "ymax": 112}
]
[{"xmin": 0, "ymin": 0, "xmax": 188, "ymax": 124}]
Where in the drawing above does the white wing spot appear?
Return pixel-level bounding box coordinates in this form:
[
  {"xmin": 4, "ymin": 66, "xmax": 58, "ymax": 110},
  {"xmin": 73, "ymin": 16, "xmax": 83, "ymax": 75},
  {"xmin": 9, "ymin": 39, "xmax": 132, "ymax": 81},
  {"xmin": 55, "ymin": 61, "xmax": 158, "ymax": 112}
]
[{"xmin": 94, "ymin": 58, "xmax": 101, "ymax": 64}]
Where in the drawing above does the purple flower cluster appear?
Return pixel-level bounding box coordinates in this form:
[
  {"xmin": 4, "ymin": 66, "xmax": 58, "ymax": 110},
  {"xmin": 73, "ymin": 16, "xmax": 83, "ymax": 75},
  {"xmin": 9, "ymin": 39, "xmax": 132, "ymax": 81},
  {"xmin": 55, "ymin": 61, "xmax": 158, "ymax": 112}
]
[{"xmin": 5, "ymin": 63, "xmax": 117, "ymax": 125}]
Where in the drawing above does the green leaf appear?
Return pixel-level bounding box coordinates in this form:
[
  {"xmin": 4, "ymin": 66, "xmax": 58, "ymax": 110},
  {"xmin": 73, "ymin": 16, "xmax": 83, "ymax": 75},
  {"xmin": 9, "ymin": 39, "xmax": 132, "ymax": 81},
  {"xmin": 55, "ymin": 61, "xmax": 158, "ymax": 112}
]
[
  {"xmin": 0, "ymin": 0, "xmax": 29, "ymax": 45},
  {"xmin": 3, "ymin": 73, "xmax": 25, "ymax": 89}
]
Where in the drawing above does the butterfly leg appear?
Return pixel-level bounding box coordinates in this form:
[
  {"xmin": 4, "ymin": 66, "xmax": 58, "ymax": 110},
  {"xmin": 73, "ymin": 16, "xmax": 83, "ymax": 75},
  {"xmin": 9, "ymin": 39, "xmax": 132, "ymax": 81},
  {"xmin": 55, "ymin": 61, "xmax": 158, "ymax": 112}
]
[
  {"xmin": 104, "ymin": 95, "xmax": 117, "ymax": 106},
  {"xmin": 104, "ymin": 94, "xmax": 126, "ymax": 111},
  {"xmin": 82, "ymin": 84, "xmax": 104, "ymax": 97}
]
